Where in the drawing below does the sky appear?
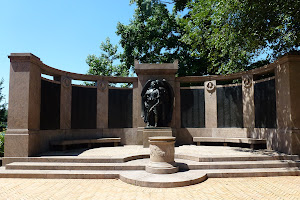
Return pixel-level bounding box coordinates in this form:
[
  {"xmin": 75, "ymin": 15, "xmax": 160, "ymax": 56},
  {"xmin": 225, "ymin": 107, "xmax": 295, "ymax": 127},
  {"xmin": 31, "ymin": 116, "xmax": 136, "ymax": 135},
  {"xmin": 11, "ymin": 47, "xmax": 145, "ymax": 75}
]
[{"xmin": 0, "ymin": 0, "xmax": 137, "ymax": 104}]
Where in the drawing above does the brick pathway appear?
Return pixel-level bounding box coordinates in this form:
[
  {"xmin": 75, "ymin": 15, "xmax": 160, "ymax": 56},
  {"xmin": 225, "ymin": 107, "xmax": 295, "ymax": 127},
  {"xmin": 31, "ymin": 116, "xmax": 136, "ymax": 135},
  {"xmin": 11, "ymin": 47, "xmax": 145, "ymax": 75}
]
[{"xmin": 0, "ymin": 176, "xmax": 299, "ymax": 200}]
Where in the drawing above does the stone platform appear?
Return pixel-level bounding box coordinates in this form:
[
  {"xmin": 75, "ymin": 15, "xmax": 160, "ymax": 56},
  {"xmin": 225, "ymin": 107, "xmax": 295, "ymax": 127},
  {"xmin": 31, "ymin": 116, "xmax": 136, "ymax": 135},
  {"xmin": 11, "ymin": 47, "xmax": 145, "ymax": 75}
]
[{"xmin": 1, "ymin": 145, "xmax": 300, "ymax": 188}]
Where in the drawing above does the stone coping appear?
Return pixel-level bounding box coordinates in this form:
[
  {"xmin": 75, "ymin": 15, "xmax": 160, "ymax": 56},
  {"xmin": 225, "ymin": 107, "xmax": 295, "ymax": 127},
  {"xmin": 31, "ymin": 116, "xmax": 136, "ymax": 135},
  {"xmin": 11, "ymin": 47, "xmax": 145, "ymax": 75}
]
[
  {"xmin": 193, "ymin": 137, "xmax": 267, "ymax": 144},
  {"xmin": 51, "ymin": 138, "xmax": 121, "ymax": 146},
  {"xmin": 8, "ymin": 53, "xmax": 286, "ymax": 83},
  {"xmin": 148, "ymin": 136, "xmax": 176, "ymax": 141}
]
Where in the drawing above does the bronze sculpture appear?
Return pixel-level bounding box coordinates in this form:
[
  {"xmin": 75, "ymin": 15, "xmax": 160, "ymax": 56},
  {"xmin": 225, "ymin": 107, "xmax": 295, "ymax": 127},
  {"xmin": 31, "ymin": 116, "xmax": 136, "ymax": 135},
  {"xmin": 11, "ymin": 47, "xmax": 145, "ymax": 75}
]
[{"xmin": 141, "ymin": 79, "xmax": 174, "ymax": 127}]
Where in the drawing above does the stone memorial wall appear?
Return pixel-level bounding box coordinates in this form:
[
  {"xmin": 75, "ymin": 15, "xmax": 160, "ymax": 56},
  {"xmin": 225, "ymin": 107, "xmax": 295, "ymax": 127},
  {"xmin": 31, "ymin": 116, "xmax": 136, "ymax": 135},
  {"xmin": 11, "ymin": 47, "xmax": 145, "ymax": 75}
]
[{"xmin": 4, "ymin": 53, "xmax": 300, "ymax": 157}]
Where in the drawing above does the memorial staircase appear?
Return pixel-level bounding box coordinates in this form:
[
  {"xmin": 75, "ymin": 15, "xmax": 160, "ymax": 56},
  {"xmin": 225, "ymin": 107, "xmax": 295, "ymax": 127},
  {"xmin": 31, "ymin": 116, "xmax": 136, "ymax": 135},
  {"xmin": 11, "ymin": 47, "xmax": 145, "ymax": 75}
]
[{"xmin": 0, "ymin": 146, "xmax": 299, "ymax": 187}]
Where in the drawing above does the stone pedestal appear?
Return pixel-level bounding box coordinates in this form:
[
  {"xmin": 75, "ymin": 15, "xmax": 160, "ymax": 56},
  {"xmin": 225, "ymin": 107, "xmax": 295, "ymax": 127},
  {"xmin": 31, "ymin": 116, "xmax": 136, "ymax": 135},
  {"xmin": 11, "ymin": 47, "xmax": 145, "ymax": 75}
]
[
  {"xmin": 146, "ymin": 136, "xmax": 178, "ymax": 174},
  {"xmin": 142, "ymin": 127, "xmax": 173, "ymax": 148}
]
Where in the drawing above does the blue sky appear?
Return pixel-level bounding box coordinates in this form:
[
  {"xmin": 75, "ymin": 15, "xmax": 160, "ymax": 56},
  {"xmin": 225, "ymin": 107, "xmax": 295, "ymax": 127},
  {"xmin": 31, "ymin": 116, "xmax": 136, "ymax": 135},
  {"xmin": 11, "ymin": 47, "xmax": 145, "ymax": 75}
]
[{"xmin": 0, "ymin": 0, "xmax": 137, "ymax": 103}]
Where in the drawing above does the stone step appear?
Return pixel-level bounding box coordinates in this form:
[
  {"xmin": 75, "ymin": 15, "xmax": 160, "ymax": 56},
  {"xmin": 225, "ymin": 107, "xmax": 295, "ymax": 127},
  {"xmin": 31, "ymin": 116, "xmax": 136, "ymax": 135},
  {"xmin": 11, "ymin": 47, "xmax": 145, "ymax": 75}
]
[
  {"xmin": 2, "ymin": 155, "xmax": 150, "ymax": 166},
  {"xmin": 6, "ymin": 162, "xmax": 145, "ymax": 171},
  {"xmin": 0, "ymin": 167, "xmax": 120, "ymax": 179},
  {"xmin": 175, "ymin": 154, "xmax": 300, "ymax": 162},
  {"xmin": 119, "ymin": 168, "xmax": 300, "ymax": 188},
  {"xmin": 5, "ymin": 159, "xmax": 300, "ymax": 171},
  {"xmin": 119, "ymin": 170, "xmax": 207, "ymax": 188},
  {"xmin": 3, "ymin": 154, "xmax": 299, "ymax": 166},
  {"xmin": 0, "ymin": 167, "xmax": 299, "ymax": 186},
  {"xmin": 180, "ymin": 160, "xmax": 300, "ymax": 170}
]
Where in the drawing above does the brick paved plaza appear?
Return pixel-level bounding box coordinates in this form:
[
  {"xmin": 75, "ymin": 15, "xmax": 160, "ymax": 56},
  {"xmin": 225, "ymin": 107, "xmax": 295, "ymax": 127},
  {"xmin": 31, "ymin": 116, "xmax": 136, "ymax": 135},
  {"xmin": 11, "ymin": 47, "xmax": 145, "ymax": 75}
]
[{"xmin": 0, "ymin": 176, "xmax": 299, "ymax": 200}]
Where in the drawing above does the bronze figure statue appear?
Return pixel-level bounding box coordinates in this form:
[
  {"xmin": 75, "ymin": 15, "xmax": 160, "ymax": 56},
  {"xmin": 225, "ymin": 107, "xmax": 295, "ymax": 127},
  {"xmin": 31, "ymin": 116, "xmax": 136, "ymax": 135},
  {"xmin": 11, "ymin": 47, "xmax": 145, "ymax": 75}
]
[{"xmin": 141, "ymin": 79, "xmax": 174, "ymax": 127}]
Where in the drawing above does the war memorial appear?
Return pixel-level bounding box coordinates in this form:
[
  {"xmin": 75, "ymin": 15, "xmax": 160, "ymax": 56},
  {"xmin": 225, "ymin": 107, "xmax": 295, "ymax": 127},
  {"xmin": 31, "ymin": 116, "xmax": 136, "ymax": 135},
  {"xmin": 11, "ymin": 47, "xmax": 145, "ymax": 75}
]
[{"xmin": 0, "ymin": 53, "xmax": 299, "ymax": 187}]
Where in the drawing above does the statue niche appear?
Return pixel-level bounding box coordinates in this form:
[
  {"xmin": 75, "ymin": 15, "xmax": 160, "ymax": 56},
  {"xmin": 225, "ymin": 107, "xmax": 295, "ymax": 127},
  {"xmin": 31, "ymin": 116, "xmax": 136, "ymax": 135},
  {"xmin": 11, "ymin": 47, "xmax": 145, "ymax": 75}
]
[{"xmin": 141, "ymin": 79, "xmax": 174, "ymax": 127}]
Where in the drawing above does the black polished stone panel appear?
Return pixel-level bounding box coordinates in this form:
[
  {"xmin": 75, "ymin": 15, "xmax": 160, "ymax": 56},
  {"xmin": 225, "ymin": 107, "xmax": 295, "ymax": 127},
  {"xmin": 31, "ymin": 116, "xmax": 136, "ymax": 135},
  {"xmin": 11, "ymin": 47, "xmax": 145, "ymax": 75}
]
[
  {"xmin": 108, "ymin": 89, "xmax": 133, "ymax": 128},
  {"xmin": 217, "ymin": 85, "xmax": 243, "ymax": 128},
  {"xmin": 71, "ymin": 86, "xmax": 97, "ymax": 129},
  {"xmin": 254, "ymin": 79, "xmax": 276, "ymax": 128},
  {"xmin": 40, "ymin": 79, "xmax": 60, "ymax": 130},
  {"xmin": 180, "ymin": 89, "xmax": 205, "ymax": 128}
]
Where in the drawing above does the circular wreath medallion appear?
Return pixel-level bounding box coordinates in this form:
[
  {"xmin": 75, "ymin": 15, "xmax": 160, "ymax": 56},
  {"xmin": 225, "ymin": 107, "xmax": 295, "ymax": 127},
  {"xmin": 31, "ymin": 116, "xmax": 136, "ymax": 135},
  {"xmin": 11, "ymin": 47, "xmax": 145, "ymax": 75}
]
[
  {"xmin": 97, "ymin": 80, "xmax": 108, "ymax": 91},
  {"xmin": 206, "ymin": 81, "xmax": 216, "ymax": 92},
  {"xmin": 62, "ymin": 76, "xmax": 71, "ymax": 87},
  {"xmin": 243, "ymin": 75, "xmax": 252, "ymax": 88}
]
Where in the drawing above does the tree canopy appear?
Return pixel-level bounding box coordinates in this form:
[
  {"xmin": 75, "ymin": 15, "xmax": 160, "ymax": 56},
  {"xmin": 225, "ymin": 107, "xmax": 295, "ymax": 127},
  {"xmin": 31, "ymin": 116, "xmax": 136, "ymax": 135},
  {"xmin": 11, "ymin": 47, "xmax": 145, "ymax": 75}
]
[
  {"xmin": 181, "ymin": 0, "xmax": 300, "ymax": 73},
  {"xmin": 0, "ymin": 79, "xmax": 7, "ymax": 131},
  {"xmin": 86, "ymin": 38, "xmax": 129, "ymax": 77},
  {"xmin": 117, "ymin": 0, "xmax": 208, "ymax": 76},
  {"xmin": 87, "ymin": 0, "xmax": 299, "ymax": 76}
]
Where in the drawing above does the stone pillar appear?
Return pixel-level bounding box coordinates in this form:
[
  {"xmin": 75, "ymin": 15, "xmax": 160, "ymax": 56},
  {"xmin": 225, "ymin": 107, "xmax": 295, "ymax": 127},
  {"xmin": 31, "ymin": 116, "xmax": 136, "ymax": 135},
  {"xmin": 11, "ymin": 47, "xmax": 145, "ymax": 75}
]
[
  {"xmin": 5, "ymin": 53, "xmax": 41, "ymax": 157},
  {"xmin": 146, "ymin": 136, "xmax": 178, "ymax": 174},
  {"xmin": 174, "ymin": 81, "xmax": 181, "ymax": 129},
  {"xmin": 275, "ymin": 54, "xmax": 300, "ymax": 155},
  {"xmin": 97, "ymin": 80, "xmax": 109, "ymax": 129},
  {"xmin": 242, "ymin": 75, "xmax": 255, "ymax": 135},
  {"xmin": 60, "ymin": 76, "xmax": 72, "ymax": 129},
  {"xmin": 132, "ymin": 81, "xmax": 139, "ymax": 128},
  {"xmin": 204, "ymin": 80, "xmax": 217, "ymax": 128},
  {"xmin": 275, "ymin": 55, "xmax": 300, "ymax": 129}
]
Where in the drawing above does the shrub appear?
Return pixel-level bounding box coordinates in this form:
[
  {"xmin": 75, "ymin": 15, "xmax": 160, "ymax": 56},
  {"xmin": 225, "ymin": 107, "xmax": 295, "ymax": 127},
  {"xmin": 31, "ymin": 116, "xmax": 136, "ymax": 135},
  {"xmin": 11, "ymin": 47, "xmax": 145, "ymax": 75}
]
[{"xmin": 0, "ymin": 131, "xmax": 4, "ymax": 157}]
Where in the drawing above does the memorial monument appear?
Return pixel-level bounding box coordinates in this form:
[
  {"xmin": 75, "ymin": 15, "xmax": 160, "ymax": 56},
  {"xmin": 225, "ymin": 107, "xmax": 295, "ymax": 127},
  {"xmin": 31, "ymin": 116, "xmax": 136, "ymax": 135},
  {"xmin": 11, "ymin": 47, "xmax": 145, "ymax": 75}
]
[{"xmin": 135, "ymin": 60, "xmax": 178, "ymax": 148}]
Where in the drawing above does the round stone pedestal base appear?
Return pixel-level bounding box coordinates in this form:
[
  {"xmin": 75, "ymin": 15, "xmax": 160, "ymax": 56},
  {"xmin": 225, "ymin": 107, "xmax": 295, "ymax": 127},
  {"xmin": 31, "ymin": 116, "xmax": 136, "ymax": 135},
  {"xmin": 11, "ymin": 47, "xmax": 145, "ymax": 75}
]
[
  {"xmin": 147, "ymin": 136, "xmax": 178, "ymax": 174},
  {"xmin": 146, "ymin": 161, "xmax": 179, "ymax": 174}
]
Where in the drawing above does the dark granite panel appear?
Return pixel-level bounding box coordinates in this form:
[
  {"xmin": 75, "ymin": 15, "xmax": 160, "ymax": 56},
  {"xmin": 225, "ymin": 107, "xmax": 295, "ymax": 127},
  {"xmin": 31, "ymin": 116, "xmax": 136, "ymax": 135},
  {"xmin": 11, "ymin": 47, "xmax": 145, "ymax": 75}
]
[
  {"xmin": 40, "ymin": 80, "xmax": 60, "ymax": 130},
  {"xmin": 254, "ymin": 79, "xmax": 276, "ymax": 128},
  {"xmin": 217, "ymin": 86, "xmax": 243, "ymax": 128},
  {"xmin": 180, "ymin": 89, "xmax": 205, "ymax": 128},
  {"xmin": 71, "ymin": 86, "xmax": 97, "ymax": 129},
  {"xmin": 108, "ymin": 89, "xmax": 133, "ymax": 128}
]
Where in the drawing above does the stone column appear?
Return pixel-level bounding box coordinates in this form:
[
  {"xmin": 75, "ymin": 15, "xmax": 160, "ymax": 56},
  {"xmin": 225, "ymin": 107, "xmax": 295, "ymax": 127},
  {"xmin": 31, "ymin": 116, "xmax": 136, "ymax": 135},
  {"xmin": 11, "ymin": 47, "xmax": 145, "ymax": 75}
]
[
  {"xmin": 97, "ymin": 80, "xmax": 109, "ymax": 129},
  {"xmin": 204, "ymin": 80, "xmax": 217, "ymax": 128},
  {"xmin": 174, "ymin": 81, "xmax": 181, "ymax": 129},
  {"xmin": 242, "ymin": 75, "xmax": 255, "ymax": 136},
  {"xmin": 132, "ymin": 81, "xmax": 139, "ymax": 128},
  {"xmin": 60, "ymin": 76, "xmax": 72, "ymax": 129},
  {"xmin": 275, "ymin": 54, "xmax": 300, "ymax": 155},
  {"xmin": 5, "ymin": 53, "xmax": 41, "ymax": 157},
  {"xmin": 275, "ymin": 55, "xmax": 300, "ymax": 129}
]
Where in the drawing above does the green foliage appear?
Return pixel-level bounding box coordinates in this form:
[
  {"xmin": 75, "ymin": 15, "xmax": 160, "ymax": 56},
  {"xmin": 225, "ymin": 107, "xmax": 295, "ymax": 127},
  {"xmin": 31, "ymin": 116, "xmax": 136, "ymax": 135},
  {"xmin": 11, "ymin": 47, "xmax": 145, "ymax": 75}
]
[
  {"xmin": 0, "ymin": 132, "xmax": 4, "ymax": 155},
  {"xmin": 0, "ymin": 131, "xmax": 4, "ymax": 156},
  {"xmin": 86, "ymin": 38, "xmax": 130, "ymax": 77},
  {"xmin": 89, "ymin": 0, "xmax": 299, "ymax": 77},
  {"xmin": 181, "ymin": 0, "xmax": 300, "ymax": 74},
  {"xmin": 117, "ymin": 0, "xmax": 208, "ymax": 76},
  {"xmin": 0, "ymin": 79, "xmax": 7, "ymax": 132}
]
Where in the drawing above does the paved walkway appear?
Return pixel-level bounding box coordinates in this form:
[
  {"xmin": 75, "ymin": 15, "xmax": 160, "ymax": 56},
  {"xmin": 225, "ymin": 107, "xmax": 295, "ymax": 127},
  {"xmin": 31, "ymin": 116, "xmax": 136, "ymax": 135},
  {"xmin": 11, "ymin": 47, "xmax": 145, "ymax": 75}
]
[{"xmin": 0, "ymin": 176, "xmax": 299, "ymax": 200}]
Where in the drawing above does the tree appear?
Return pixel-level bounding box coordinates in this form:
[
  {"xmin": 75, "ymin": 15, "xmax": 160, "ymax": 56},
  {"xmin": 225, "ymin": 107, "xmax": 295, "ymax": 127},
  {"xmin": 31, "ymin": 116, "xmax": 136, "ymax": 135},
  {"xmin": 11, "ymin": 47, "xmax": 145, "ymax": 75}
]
[
  {"xmin": 181, "ymin": 0, "xmax": 300, "ymax": 73},
  {"xmin": 86, "ymin": 38, "xmax": 130, "ymax": 77},
  {"xmin": 117, "ymin": 0, "xmax": 209, "ymax": 76},
  {"xmin": 0, "ymin": 79, "xmax": 7, "ymax": 131},
  {"xmin": 88, "ymin": 0, "xmax": 299, "ymax": 77}
]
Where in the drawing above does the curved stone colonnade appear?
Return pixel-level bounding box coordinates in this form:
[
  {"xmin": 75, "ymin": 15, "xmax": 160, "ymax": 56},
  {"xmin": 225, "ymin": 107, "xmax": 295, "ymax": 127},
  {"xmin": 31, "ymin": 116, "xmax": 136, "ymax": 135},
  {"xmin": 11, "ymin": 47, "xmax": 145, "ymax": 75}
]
[{"xmin": 4, "ymin": 53, "xmax": 300, "ymax": 158}]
